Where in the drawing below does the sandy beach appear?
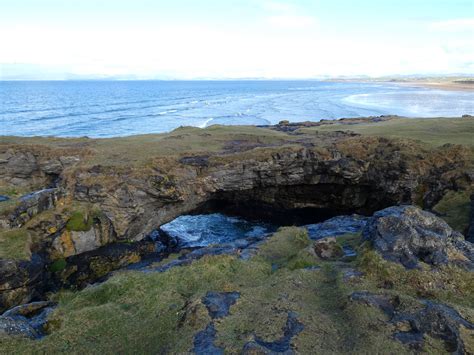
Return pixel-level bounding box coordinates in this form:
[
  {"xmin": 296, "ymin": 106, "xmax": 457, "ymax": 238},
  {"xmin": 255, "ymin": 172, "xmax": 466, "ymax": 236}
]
[{"xmin": 398, "ymin": 80, "xmax": 474, "ymax": 92}]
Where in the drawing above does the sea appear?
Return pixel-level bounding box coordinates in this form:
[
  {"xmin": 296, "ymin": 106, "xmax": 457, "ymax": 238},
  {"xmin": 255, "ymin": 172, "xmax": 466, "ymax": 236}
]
[{"xmin": 1, "ymin": 80, "xmax": 472, "ymax": 138}]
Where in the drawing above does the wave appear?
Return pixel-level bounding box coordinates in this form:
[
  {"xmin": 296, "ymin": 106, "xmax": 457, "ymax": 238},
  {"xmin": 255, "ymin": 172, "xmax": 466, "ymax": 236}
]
[{"xmin": 198, "ymin": 118, "xmax": 214, "ymax": 128}]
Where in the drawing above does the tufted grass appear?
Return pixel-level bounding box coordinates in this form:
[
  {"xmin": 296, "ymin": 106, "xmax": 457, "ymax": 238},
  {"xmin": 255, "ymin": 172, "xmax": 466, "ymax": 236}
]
[{"xmin": 0, "ymin": 228, "xmax": 31, "ymax": 260}]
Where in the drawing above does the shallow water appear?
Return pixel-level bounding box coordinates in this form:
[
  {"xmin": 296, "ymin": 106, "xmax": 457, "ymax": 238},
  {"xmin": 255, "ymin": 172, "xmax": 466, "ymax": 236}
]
[
  {"xmin": 1, "ymin": 81, "xmax": 472, "ymax": 137},
  {"xmin": 160, "ymin": 213, "xmax": 276, "ymax": 248}
]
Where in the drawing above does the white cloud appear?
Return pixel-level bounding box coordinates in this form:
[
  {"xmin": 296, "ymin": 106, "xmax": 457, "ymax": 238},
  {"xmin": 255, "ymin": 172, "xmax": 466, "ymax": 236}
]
[
  {"xmin": 429, "ymin": 18, "xmax": 474, "ymax": 31},
  {"xmin": 0, "ymin": 17, "xmax": 472, "ymax": 79},
  {"xmin": 265, "ymin": 15, "xmax": 317, "ymax": 29}
]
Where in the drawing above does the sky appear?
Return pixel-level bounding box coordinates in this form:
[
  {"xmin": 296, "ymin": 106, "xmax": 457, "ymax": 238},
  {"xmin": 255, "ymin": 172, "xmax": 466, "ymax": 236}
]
[{"xmin": 0, "ymin": 0, "xmax": 473, "ymax": 79}]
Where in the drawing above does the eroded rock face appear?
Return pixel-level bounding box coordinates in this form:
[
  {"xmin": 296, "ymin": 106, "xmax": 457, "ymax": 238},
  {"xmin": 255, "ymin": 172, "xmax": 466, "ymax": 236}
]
[{"xmin": 362, "ymin": 205, "xmax": 474, "ymax": 269}]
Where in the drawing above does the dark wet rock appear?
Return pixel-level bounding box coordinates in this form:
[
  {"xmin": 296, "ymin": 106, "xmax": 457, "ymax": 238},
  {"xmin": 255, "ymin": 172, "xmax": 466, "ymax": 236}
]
[
  {"xmin": 50, "ymin": 236, "xmax": 164, "ymax": 289},
  {"xmin": 0, "ymin": 195, "xmax": 9, "ymax": 202},
  {"xmin": 362, "ymin": 205, "xmax": 474, "ymax": 269},
  {"xmin": 350, "ymin": 291, "xmax": 474, "ymax": 353},
  {"xmin": 393, "ymin": 331, "xmax": 424, "ymax": 350},
  {"xmin": 203, "ymin": 291, "xmax": 240, "ymax": 319},
  {"xmin": 313, "ymin": 237, "xmax": 344, "ymax": 260},
  {"xmin": 243, "ymin": 312, "xmax": 304, "ymax": 355},
  {"xmin": 0, "ymin": 255, "xmax": 46, "ymax": 313},
  {"xmin": 193, "ymin": 323, "xmax": 223, "ymax": 355},
  {"xmin": 305, "ymin": 215, "xmax": 368, "ymax": 240},
  {"xmin": 467, "ymin": 193, "xmax": 474, "ymax": 243},
  {"xmin": 179, "ymin": 155, "xmax": 209, "ymax": 167}
]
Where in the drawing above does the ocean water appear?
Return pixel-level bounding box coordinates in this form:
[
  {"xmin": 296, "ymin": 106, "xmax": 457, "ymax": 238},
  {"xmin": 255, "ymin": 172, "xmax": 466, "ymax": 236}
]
[{"xmin": 0, "ymin": 80, "xmax": 472, "ymax": 138}]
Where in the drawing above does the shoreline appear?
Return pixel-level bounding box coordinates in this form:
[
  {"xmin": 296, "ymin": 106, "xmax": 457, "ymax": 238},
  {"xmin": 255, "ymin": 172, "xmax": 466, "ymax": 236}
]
[
  {"xmin": 328, "ymin": 79, "xmax": 474, "ymax": 92},
  {"xmin": 395, "ymin": 80, "xmax": 474, "ymax": 92}
]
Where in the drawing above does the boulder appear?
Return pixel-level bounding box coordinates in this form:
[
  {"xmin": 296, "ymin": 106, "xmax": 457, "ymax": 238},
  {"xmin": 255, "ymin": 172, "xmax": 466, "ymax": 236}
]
[
  {"xmin": 362, "ymin": 205, "xmax": 474, "ymax": 269},
  {"xmin": 313, "ymin": 237, "xmax": 344, "ymax": 260}
]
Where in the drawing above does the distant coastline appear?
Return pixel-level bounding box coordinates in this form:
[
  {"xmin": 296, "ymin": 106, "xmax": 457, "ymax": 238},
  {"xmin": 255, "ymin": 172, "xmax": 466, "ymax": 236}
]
[{"xmin": 329, "ymin": 76, "xmax": 474, "ymax": 92}]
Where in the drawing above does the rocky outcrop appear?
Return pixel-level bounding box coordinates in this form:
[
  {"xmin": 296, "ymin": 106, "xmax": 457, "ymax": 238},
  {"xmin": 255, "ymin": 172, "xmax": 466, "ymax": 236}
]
[{"xmin": 362, "ymin": 205, "xmax": 474, "ymax": 269}]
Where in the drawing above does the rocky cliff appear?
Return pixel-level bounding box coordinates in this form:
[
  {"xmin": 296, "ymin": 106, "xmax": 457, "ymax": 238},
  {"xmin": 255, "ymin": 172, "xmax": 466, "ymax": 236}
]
[{"xmin": 0, "ymin": 119, "xmax": 473, "ymax": 311}]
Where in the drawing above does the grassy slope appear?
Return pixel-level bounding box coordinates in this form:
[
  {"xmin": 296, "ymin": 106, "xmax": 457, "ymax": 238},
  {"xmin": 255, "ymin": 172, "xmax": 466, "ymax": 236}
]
[
  {"xmin": 301, "ymin": 117, "xmax": 474, "ymax": 147},
  {"xmin": 1, "ymin": 228, "xmax": 472, "ymax": 353}
]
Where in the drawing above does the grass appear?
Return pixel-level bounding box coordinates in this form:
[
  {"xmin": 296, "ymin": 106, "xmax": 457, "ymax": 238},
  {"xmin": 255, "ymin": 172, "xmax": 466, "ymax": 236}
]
[
  {"xmin": 0, "ymin": 228, "xmax": 31, "ymax": 260},
  {"xmin": 356, "ymin": 248, "xmax": 474, "ymax": 307},
  {"xmin": 301, "ymin": 117, "xmax": 474, "ymax": 147},
  {"xmin": 433, "ymin": 189, "xmax": 473, "ymax": 233},
  {"xmin": 1, "ymin": 226, "xmax": 473, "ymax": 353}
]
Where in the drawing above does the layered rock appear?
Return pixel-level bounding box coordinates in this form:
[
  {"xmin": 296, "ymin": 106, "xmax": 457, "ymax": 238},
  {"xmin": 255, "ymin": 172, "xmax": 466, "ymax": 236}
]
[{"xmin": 68, "ymin": 138, "xmax": 472, "ymax": 242}]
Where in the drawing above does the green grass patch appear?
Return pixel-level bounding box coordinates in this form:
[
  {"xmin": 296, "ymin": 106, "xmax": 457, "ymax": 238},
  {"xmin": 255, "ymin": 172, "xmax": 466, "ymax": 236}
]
[
  {"xmin": 256, "ymin": 227, "xmax": 317, "ymax": 269},
  {"xmin": 433, "ymin": 189, "xmax": 473, "ymax": 233},
  {"xmin": 49, "ymin": 258, "xmax": 67, "ymax": 273},
  {"xmin": 0, "ymin": 228, "xmax": 31, "ymax": 260},
  {"xmin": 66, "ymin": 211, "xmax": 93, "ymax": 232}
]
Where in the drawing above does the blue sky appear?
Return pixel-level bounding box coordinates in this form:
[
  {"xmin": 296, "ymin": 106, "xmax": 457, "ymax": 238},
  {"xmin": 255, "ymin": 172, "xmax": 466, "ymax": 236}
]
[{"xmin": 0, "ymin": 0, "xmax": 473, "ymax": 79}]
